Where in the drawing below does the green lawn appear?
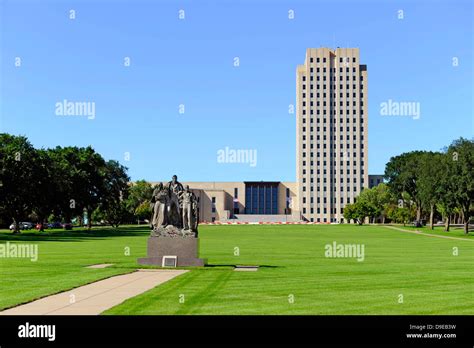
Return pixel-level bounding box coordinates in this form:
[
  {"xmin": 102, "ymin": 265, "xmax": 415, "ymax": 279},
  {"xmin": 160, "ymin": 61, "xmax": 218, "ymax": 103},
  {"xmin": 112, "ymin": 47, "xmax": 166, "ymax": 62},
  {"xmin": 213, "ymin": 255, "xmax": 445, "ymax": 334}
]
[
  {"xmin": 0, "ymin": 226, "xmax": 147, "ymax": 311},
  {"xmin": 0, "ymin": 224, "xmax": 473, "ymax": 314}
]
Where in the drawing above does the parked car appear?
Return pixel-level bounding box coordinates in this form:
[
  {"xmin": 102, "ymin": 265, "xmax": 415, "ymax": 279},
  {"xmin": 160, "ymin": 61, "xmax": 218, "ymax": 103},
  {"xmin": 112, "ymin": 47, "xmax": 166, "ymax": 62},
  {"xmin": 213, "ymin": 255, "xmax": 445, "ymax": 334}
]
[
  {"xmin": 61, "ymin": 223, "xmax": 73, "ymax": 230},
  {"xmin": 47, "ymin": 222, "xmax": 62, "ymax": 229},
  {"xmin": 9, "ymin": 222, "xmax": 33, "ymax": 231},
  {"xmin": 35, "ymin": 222, "xmax": 49, "ymax": 230},
  {"xmin": 412, "ymin": 220, "xmax": 426, "ymax": 228}
]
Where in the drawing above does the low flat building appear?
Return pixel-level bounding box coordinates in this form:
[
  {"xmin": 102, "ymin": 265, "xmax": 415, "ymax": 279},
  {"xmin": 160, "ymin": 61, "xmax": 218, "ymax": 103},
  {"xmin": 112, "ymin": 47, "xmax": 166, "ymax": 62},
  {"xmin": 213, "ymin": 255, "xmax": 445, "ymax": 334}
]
[
  {"xmin": 151, "ymin": 181, "xmax": 300, "ymax": 223},
  {"xmin": 368, "ymin": 175, "xmax": 384, "ymax": 188}
]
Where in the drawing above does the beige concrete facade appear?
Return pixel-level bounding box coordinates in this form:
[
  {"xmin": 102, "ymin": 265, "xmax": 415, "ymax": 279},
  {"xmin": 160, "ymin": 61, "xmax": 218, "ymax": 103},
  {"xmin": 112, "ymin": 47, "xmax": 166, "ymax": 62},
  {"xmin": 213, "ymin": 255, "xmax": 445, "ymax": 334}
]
[
  {"xmin": 150, "ymin": 181, "xmax": 299, "ymax": 223},
  {"xmin": 296, "ymin": 48, "xmax": 368, "ymax": 223}
]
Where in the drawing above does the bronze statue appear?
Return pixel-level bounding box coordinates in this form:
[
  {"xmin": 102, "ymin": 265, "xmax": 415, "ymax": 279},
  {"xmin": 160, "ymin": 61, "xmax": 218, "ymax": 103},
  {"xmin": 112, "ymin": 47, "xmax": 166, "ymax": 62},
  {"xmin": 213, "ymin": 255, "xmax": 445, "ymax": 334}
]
[
  {"xmin": 150, "ymin": 175, "xmax": 198, "ymax": 238},
  {"xmin": 167, "ymin": 175, "xmax": 184, "ymax": 195},
  {"xmin": 150, "ymin": 183, "xmax": 169, "ymax": 230},
  {"xmin": 166, "ymin": 175, "xmax": 184, "ymax": 228},
  {"xmin": 179, "ymin": 185, "xmax": 199, "ymax": 233}
]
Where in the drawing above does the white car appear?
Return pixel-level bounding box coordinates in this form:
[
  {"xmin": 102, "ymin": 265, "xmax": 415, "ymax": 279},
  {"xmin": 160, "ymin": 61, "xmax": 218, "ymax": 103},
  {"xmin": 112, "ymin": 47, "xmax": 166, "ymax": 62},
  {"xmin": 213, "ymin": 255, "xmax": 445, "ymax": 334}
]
[{"xmin": 9, "ymin": 222, "xmax": 33, "ymax": 230}]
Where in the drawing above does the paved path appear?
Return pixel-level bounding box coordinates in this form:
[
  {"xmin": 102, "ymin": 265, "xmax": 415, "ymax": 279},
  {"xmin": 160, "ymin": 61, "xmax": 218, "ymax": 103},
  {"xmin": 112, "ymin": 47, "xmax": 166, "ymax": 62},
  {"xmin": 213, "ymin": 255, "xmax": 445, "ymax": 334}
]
[
  {"xmin": 383, "ymin": 225, "xmax": 473, "ymax": 242},
  {"xmin": 0, "ymin": 269, "xmax": 187, "ymax": 315}
]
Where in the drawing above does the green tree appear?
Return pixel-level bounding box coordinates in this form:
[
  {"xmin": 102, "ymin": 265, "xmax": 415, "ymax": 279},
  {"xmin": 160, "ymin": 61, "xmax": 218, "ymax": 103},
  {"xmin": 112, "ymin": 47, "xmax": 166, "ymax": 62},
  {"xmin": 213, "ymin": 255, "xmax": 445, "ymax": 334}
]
[
  {"xmin": 0, "ymin": 134, "xmax": 38, "ymax": 233},
  {"xmin": 356, "ymin": 184, "xmax": 392, "ymax": 223},
  {"xmin": 392, "ymin": 207, "xmax": 412, "ymax": 226},
  {"xmin": 418, "ymin": 152, "xmax": 444, "ymax": 230},
  {"xmin": 135, "ymin": 201, "xmax": 152, "ymax": 222},
  {"xmin": 377, "ymin": 183, "xmax": 397, "ymax": 224},
  {"xmin": 96, "ymin": 160, "xmax": 131, "ymax": 228},
  {"xmin": 447, "ymin": 138, "xmax": 474, "ymax": 234},
  {"xmin": 30, "ymin": 149, "xmax": 59, "ymax": 231},
  {"xmin": 126, "ymin": 180, "xmax": 154, "ymax": 221},
  {"xmin": 47, "ymin": 146, "xmax": 106, "ymax": 229},
  {"xmin": 435, "ymin": 150, "xmax": 461, "ymax": 232},
  {"xmin": 343, "ymin": 200, "xmax": 376, "ymax": 225},
  {"xmin": 343, "ymin": 203, "xmax": 358, "ymax": 224},
  {"xmin": 385, "ymin": 151, "xmax": 427, "ymax": 222},
  {"xmin": 357, "ymin": 188, "xmax": 379, "ymax": 223}
]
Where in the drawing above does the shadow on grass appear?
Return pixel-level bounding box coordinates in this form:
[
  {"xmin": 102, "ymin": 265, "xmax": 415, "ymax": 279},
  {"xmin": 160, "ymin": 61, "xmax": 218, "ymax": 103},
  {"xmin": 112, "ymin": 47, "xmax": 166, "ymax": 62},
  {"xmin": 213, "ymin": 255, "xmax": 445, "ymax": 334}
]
[
  {"xmin": 205, "ymin": 264, "xmax": 281, "ymax": 268},
  {"xmin": 0, "ymin": 226, "xmax": 150, "ymax": 243}
]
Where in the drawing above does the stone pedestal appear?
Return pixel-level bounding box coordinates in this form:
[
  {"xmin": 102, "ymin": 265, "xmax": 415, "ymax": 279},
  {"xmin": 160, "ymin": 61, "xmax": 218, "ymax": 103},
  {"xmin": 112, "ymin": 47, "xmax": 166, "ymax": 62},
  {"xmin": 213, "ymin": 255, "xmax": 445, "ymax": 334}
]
[{"xmin": 137, "ymin": 236, "xmax": 206, "ymax": 267}]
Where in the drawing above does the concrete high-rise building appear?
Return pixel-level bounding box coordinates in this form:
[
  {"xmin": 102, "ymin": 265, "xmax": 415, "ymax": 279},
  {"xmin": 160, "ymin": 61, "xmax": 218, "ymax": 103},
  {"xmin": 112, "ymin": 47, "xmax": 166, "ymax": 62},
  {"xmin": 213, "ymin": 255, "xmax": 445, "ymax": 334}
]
[
  {"xmin": 296, "ymin": 48, "xmax": 368, "ymax": 223},
  {"xmin": 145, "ymin": 47, "xmax": 373, "ymax": 224}
]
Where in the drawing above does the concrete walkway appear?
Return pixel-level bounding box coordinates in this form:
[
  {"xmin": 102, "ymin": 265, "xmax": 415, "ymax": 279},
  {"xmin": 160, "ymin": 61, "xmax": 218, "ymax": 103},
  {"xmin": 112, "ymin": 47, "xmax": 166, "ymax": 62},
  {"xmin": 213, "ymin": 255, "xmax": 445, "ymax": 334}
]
[
  {"xmin": 0, "ymin": 269, "xmax": 188, "ymax": 315},
  {"xmin": 383, "ymin": 225, "xmax": 474, "ymax": 242}
]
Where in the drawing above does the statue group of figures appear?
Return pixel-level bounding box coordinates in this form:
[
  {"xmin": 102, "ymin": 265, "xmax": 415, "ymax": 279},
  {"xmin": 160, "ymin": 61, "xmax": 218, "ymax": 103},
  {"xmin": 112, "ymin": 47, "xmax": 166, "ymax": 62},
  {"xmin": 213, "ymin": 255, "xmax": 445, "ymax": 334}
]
[{"xmin": 150, "ymin": 175, "xmax": 199, "ymax": 238}]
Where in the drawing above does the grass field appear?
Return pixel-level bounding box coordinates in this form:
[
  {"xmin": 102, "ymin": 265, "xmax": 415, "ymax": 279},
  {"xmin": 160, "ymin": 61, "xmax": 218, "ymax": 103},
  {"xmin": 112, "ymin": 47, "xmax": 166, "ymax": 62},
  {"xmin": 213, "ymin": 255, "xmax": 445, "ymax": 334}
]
[{"xmin": 0, "ymin": 224, "xmax": 472, "ymax": 314}]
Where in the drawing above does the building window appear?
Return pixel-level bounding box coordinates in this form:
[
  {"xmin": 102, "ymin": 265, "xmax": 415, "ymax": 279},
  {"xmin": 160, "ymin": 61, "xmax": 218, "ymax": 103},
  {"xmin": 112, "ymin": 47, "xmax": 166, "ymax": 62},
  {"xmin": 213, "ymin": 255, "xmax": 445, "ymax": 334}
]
[
  {"xmin": 211, "ymin": 196, "xmax": 216, "ymax": 213},
  {"xmin": 244, "ymin": 182, "xmax": 278, "ymax": 214},
  {"xmin": 286, "ymin": 188, "xmax": 290, "ymax": 210}
]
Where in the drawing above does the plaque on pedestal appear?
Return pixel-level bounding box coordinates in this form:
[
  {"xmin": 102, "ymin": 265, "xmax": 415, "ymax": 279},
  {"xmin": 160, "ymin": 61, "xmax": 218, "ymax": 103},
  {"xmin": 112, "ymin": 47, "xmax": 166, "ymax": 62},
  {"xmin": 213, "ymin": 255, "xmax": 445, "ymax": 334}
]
[
  {"xmin": 138, "ymin": 236, "xmax": 206, "ymax": 267},
  {"xmin": 137, "ymin": 175, "xmax": 206, "ymax": 267}
]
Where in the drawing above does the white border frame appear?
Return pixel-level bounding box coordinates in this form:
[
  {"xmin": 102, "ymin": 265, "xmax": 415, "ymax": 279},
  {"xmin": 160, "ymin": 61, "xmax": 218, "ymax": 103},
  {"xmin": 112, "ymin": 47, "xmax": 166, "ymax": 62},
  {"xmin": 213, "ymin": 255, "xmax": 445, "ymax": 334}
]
[{"xmin": 162, "ymin": 255, "xmax": 178, "ymax": 267}]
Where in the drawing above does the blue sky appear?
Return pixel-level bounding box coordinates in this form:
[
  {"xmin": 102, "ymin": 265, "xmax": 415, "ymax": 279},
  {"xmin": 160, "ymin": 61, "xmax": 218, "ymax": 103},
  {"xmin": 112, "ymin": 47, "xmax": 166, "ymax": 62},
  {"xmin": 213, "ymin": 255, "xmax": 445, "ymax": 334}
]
[{"xmin": 1, "ymin": 0, "xmax": 472, "ymax": 182}]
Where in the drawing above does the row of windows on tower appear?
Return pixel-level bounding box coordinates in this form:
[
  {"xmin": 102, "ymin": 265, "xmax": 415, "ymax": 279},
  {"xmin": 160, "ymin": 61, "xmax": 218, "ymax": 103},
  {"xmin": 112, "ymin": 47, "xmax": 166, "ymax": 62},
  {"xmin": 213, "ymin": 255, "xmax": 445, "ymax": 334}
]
[
  {"xmin": 302, "ymin": 150, "xmax": 366, "ymax": 161},
  {"xmin": 309, "ymin": 57, "xmax": 358, "ymax": 64},
  {"xmin": 301, "ymin": 98, "xmax": 364, "ymax": 108},
  {"xmin": 302, "ymin": 160, "xmax": 365, "ymax": 167},
  {"xmin": 303, "ymin": 135, "xmax": 363, "ymax": 149},
  {"xmin": 302, "ymin": 149, "xmax": 365, "ymax": 157},
  {"xmin": 302, "ymin": 109, "xmax": 365, "ymax": 116},
  {"xmin": 302, "ymin": 126, "xmax": 365, "ymax": 133},
  {"xmin": 303, "ymin": 100, "xmax": 364, "ymax": 107},
  {"xmin": 301, "ymin": 144, "xmax": 365, "ymax": 153},
  {"xmin": 303, "ymin": 196, "xmax": 358, "ymax": 204},
  {"xmin": 302, "ymin": 186, "xmax": 364, "ymax": 193},
  {"xmin": 303, "ymin": 75, "xmax": 362, "ymax": 82},
  {"xmin": 301, "ymin": 126, "xmax": 364, "ymax": 140},
  {"xmin": 302, "ymin": 167, "xmax": 365, "ymax": 174},
  {"xmin": 302, "ymin": 168, "xmax": 365, "ymax": 175},
  {"xmin": 302, "ymin": 134, "xmax": 365, "ymax": 141},
  {"xmin": 302, "ymin": 142, "xmax": 365, "ymax": 150},
  {"xmin": 302, "ymin": 117, "xmax": 364, "ymax": 124},
  {"xmin": 303, "ymin": 175, "xmax": 364, "ymax": 184},
  {"xmin": 306, "ymin": 66, "xmax": 359, "ymax": 74},
  {"xmin": 302, "ymin": 208, "xmax": 350, "ymax": 216},
  {"xmin": 303, "ymin": 177, "xmax": 365, "ymax": 184},
  {"xmin": 302, "ymin": 92, "xmax": 364, "ymax": 100},
  {"xmin": 302, "ymin": 83, "xmax": 364, "ymax": 90}
]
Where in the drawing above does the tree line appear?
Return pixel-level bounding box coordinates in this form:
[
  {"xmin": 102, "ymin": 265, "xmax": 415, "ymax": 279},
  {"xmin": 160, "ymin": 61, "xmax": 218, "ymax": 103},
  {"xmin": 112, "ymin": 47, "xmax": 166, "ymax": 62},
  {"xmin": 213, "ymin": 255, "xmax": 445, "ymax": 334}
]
[
  {"xmin": 0, "ymin": 134, "xmax": 155, "ymax": 233},
  {"xmin": 343, "ymin": 137, "xmax": 474, "ymax": 234},
  {"xmin": 1, "ymin": 134, "xmax": 472, "ymax": 234}
]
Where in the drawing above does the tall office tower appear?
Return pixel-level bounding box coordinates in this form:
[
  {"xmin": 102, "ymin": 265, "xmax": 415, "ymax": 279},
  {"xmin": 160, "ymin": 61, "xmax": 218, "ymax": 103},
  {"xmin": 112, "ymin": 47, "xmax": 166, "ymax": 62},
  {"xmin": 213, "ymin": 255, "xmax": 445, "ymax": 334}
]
[{"xmin": 296, "ymin": 48, "xmax": 368, "ymax": 223}]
